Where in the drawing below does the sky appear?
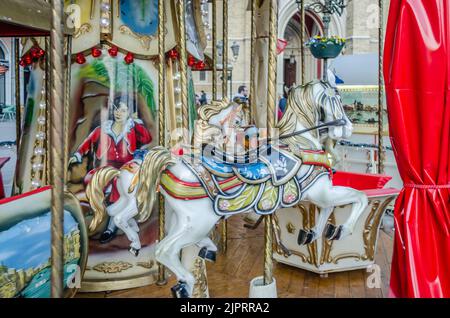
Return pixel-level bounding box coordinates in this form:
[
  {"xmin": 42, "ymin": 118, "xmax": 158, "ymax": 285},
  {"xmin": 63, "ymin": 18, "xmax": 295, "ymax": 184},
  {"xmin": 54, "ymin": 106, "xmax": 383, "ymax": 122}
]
[{"xmin": 0, "ymin": 210, "xmax": 79, "ymax": 270}]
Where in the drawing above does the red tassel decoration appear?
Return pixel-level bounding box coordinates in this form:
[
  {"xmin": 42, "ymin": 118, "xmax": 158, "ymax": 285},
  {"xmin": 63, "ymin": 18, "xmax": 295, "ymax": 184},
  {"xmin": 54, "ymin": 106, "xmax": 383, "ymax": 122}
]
[
  {"xmin": 108, "ymin": 46, "xmax": 118, "ymax": 57},
  {"xmin": 124, "ymin": 52, "xmax": 134, "ymax": 64},
  {"xmin": 30, "ymin": 47, "xmax": 40, "ymax": 59},
  {"xmin": 167, "ymin": 48, "xmax": 179, "ymax": 60},
  {"xmin": 37, "ymin": 48, "xmax": 45, "ymax": 58},
  {"xmin": 91, "ymin": 47, "xmax": 102, "ymax": 58},
  {"xmin": 24, "ymin": 54, "xmax": 33, "ymax": 65},
  {"xmin": 188, "ymin": 55, "xmax": 196, "ymax": 67},
  {"xmin": 195, "ymin": 60, "xmax": 206, "ymax": 70},
  {"xmin": 75, "ymin": 53, "xmax": 86, "ymax": 64}
]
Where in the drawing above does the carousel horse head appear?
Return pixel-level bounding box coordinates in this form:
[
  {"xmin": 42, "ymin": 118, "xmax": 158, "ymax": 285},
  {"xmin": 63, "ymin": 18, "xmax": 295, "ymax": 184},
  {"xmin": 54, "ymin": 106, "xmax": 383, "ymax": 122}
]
[
  {"xmin": 314, "ymin": 81, "xmax": 353, "ymax": 140},
  {"xmin": 280, "ymin": 81, "xmax": 352, "ymax": 146}
]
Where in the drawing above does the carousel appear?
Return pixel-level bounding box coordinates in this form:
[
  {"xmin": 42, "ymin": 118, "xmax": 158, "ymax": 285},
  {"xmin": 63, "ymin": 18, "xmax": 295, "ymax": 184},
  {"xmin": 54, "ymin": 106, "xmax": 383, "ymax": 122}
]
[{"xmin": 0, "ymin": 0, "xmax": 448, "ymax": 299}]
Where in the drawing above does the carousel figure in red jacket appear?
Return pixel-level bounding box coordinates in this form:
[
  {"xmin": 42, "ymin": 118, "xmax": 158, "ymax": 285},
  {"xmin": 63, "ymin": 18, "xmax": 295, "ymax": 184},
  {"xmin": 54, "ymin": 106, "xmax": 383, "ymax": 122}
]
[{"xmin": 69, "ymin": 95, "xmax": 152, "ymax": 244}]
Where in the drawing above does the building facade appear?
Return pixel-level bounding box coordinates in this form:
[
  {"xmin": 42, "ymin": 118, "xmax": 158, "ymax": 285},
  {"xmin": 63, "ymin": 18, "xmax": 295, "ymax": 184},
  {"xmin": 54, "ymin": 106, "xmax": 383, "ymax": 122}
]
[{"xmin": 193, "ymin": 0, "xmax": 390, "ymax": 101}]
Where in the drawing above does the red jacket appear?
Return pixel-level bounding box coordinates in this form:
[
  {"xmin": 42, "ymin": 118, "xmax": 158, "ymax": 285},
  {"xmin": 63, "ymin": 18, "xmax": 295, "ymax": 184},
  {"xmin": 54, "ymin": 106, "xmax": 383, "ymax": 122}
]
[{"xmin": 74, "ymin": 119, "xmax": 152, "ymax": 169}]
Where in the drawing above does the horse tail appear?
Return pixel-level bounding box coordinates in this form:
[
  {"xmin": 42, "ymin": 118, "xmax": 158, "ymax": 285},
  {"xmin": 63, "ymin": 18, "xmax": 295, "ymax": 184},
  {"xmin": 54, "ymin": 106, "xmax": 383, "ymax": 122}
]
[
  {"xmin": 135, "ymin": 146, "xmax": 176, "ymax": 223},
  {"xmin": 85, "ymin": 166, "xmax": 120, "ymax": 234}
]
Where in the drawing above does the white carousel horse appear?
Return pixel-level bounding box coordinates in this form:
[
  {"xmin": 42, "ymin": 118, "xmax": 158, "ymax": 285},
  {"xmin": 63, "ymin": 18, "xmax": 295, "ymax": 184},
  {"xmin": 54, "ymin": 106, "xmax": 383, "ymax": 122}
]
[{"xmin": 85, "ymin": 81, "xmax": 366, "ymax": 297}]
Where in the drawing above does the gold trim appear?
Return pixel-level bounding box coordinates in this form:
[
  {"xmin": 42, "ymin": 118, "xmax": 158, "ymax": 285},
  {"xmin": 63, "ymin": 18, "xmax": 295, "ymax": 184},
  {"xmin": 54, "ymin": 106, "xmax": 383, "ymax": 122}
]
[
  {"xmin": 92, "ymin": 261, "xmax": 133, "ymax": 274},
  {"xmin": 191, "ymin": 258, "xmax": 209, "ymax": 298},
  {"xmin": 80, "ymin": 272, "xmax": 159, "ymax": 293},
  {"xmin": 362, "ymin": 197, "xmax": 394, "ymax": 261},
  {"xmin": 331, "ymin": 253, "xmax": 362, "ymax": 264},
  {"xmin": 286, "ymin": 222, "xmax": 295, "ymax": 234},
  {"xmin": 137, "ymin": 261, "xmax": 155, "ymax": 269},
  {"xmin": 118, "ymin": 25, "xmax": 155, "ymax": 50},
  {"xmin": 320, "ymin": 214, "xmax": 335, "ymax": 265},
  {"xmin": 73, "ymin": 23, "xmax": 92, "ymax": 39}
]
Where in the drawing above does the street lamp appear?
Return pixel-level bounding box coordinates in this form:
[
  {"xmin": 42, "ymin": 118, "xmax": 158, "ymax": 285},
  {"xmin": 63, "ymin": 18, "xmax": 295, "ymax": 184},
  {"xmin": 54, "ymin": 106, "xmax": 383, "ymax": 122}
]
[
  {"xmin": 231, "ymin": 41, "xmax": 240, "ymax": 61},
  {"xmin": 216, "ymin": 40, "xmax": 240, "ymax": 99}
]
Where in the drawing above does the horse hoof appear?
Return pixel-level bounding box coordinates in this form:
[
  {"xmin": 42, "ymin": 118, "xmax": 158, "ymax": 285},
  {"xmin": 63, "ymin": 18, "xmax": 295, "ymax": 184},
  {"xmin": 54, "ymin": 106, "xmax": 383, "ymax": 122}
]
[
  {"xmin": 325, "ymin": 224, "xmax": 342, "ymax": 240},
  {"xmin": 129, "ymin": 247, "xmax": 140, "ymax": 257},
  {"xmin": 332, "ymin": 226, "xmax": 343, "ymax": 240},
  {"xmin": 171, "ymin": 282, "xmax": 190, "ymax": 298},
  {"xmin": 304, "ymin": 231, "xmax": 315, "ymax": 245},
  {"xmin": 198, "ymin": 247, "xmax": 217, "ymax": 263},
  {"xmin": 324, "ymin": 224, "xmax": 336, "ymax": 239},
  {"xmin": 297, "ymin": 229, "xmax": 314, "ymax": 245}
]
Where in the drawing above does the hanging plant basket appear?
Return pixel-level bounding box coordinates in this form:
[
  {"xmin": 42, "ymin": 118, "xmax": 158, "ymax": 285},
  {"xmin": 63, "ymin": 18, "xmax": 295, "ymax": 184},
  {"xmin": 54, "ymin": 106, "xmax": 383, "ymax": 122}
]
[{"xmin": 306, "ymin": 36, "xmax": 346, "ymax": 59}]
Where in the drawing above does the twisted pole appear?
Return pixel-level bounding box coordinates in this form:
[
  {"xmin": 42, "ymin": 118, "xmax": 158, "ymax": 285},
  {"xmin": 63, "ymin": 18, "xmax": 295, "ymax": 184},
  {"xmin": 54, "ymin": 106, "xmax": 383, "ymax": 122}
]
[
  {"xmin": 157, "ymin": 0, "xmax": 167, "ymax": 285},
  {"xmin": 222, "ymin": 0, "xmax": 228, "ymax": 99},
  {"xmin": 377, "ymin": 0, "xmax": 385, "ymax": 174},
  {"xmin": 212, "ymin": 0, "xmax": 217, "ymax": 100},
  {"xmin": 63, "ymin": 36, "xmax": 72, "ymax": 183},
  {"xmin": 250, "ymin": 0, "xmax": 257, "ymax": 120},
  {"xmin": 177, "ymin": 0, "xmax": 189, "ymax": 144},
  {"xmin": 220, "ymin": 0, "xmax": 229, "ymax": 253},
  {"xmin": 50, "ymin": 0, "xmax": 65, "ymax": 298},
  {"xmin": 300, "ymin": 0, "xmax": 305, "ymax": 85},
  {"xmin": 264, "ymin": 0, "xmax": 278, "ymax": 286}
]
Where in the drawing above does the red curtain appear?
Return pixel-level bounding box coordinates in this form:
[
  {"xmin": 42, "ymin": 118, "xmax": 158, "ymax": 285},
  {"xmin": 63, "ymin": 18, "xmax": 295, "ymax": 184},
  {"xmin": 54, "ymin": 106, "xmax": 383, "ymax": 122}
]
[{"xmin": 384, "ymin": 0, "xmax": 450, "ymax": 297}]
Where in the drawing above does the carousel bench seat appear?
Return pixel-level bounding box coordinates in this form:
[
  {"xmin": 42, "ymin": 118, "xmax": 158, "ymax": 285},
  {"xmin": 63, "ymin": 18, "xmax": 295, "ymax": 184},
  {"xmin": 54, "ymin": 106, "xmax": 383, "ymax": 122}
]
[{"xmin": 273, "ymin": 171, "xmax": 400, "ymax": 275}]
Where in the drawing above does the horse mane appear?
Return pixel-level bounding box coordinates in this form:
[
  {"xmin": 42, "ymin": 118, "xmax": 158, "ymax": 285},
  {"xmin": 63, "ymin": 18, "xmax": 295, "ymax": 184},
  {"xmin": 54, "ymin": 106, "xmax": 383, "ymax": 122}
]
[
  {"xmin": 197, "ymin": 98, "xmax": 232, "ymax": 122},
  {"xmin": 277, "ymin": 81, "xmax": 321, "ymax": 149}
]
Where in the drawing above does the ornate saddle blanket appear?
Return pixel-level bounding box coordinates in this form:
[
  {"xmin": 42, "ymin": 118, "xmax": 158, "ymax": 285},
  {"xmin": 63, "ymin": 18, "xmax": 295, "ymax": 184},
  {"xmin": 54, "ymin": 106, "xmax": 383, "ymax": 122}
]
[
  {"xmin": 201, "ymin": 145, "xmax": 302, "ymax": 186},
  {"xmin": 159, "ymin": 149, "xmax": 332, "ymax": 217}
]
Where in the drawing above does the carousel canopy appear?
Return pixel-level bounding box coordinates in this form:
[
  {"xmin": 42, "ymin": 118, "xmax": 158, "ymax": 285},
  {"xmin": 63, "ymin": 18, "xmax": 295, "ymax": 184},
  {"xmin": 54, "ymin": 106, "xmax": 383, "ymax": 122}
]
[{"xmin": 0, "ymin": 0, "xmax": 73, "ymax": 36}]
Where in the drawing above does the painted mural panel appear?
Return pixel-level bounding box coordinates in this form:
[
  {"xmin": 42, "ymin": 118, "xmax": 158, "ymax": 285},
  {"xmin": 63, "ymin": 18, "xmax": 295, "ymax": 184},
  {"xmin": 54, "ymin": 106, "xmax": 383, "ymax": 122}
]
[
  {"xmin": 110, "ymin": 0, "xmax": 177, "ymax": 56},
  {"xmin": 0, "ymin": 188, "xmax": 88, "ymax": 298},
  {"xmin": 67, "ymin": 48, "xmax": 160, "ymax": 288}
]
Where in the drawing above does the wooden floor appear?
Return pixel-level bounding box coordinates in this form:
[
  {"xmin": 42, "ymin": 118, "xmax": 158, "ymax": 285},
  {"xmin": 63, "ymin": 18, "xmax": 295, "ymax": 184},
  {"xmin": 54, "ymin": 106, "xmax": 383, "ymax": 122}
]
[{"xmin": 77, "ymin": 215, "xmax": 393, "ymax": 298}]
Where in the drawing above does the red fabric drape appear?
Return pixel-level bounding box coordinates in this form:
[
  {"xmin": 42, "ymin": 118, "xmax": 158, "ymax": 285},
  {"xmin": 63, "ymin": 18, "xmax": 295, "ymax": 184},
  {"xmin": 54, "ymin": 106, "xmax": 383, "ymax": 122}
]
[{"xmin": 384, "ymin": 0, "xmax": 450, "ymax": 297}]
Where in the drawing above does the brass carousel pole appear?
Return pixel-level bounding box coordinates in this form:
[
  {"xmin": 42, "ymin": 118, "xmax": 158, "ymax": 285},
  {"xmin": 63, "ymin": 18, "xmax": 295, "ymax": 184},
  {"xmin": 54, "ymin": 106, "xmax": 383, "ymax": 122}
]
[
  {"xmin": 377, "ymin": 0, "xmax": 385, "ymax": 174},
  {"xmin": 212, "ymin": 0, "xmax": 217, "ymax": 100},
  {"xmin": 249, "ymin": 0, "xmax": 256, "ymax": 119},
  {"xmin": 49, "ymin": 0, "xmax": 65, "ymax": 298},
  {"xmin": 264, "ymin": 0, "xmax": 278, "ymax": 286},
  {"xmin": 14, "ymin": 39, "xmax": 21, "ymax": 156},
  {"xmin": 220, "ymin": 0, "xmax": 229, "ymax": 254},
  {"xmin": 63, "ymin": 36, "xmax": 72, "ymax": 183},
  {"xmin": 157, "ymin": 0, "xmax": 167, "ymax": 285},
  {"xmin": 14, "ymin": 38, "xmax": 21, "ymax": 196},
  {"xmin": 177, "ymin": 0, "xmax": 189, "ymax": 144},
  {"xmin": 222, "ymin": 0, "xmax": 228, "ymax": 99},
  {"xmin": 300, "ymin": 1, "xmax": 305, "ymax": 85}
]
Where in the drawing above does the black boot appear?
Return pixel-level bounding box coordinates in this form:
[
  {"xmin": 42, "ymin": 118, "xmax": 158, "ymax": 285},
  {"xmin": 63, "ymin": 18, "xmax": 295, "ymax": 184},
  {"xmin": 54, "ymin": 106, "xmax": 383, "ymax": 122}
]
[{"xmin": 99, "ymin": 229, "xmax": 116, "ymax": 244}]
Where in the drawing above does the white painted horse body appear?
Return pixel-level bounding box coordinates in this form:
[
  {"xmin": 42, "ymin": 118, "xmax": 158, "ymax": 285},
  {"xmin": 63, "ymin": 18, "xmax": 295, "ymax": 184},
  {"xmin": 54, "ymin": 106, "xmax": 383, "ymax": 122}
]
[{"xmin": 86, "ymin": 81, "xmax": 366, "ymax": 297}]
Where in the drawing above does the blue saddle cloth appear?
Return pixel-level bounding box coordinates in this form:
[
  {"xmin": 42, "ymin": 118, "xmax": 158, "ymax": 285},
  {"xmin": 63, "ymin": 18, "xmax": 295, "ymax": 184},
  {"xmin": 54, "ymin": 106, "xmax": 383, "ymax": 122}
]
[{"xmin": 201, "ymin": 145, "xmax": 301, "ymax": 186}]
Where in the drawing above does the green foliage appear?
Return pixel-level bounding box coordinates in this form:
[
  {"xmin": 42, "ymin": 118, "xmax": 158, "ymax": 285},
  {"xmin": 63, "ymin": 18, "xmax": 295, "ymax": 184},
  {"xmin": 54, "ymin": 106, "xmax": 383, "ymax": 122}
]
[{"xmin": 76, "ymin": 58, "xmax": 156, "ymax": 119}]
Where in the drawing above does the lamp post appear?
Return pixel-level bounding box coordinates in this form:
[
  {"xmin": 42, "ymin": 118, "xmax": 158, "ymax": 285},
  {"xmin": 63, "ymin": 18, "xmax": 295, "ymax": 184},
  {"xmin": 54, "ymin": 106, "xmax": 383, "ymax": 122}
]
[{"xmin": 217, "ymin": 40, "xmax": 240, "ymax": 100}]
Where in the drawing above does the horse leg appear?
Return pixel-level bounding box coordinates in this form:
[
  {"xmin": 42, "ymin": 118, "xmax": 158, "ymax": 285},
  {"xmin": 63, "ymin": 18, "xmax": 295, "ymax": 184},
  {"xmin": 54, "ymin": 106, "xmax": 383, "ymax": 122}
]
[
  {"xmin": 156, "ymin": 192, "xmax": 221, "ymax": 297},
  {"xmin": 322, "ymin": 186, "xmax": 368, "ymax": 240},
  {"xmin": 113, "ymin": 200, "xmax": 141, "ymax": 255},
  {"xmin": 304, "ymin": 176, "xmax": 368, "ymax": 240},
  {"xmin": 196, "ymin": 237, "xmax": 218, "ymax": 263},
  {"xmin": 297, "ymin": 206, "xmax": 333, "ymax": 245}
]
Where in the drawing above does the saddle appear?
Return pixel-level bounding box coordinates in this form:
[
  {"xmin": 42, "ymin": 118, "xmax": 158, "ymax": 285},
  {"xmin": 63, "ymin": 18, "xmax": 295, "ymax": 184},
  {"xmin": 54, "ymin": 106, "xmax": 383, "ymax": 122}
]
[
  {"xmin": 200, "ymin": 144, "xmax": 301, "ymax": 186},
  {"xmin": 161, "ymin": 142, "xmax": 332, "ymax": 217}
]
